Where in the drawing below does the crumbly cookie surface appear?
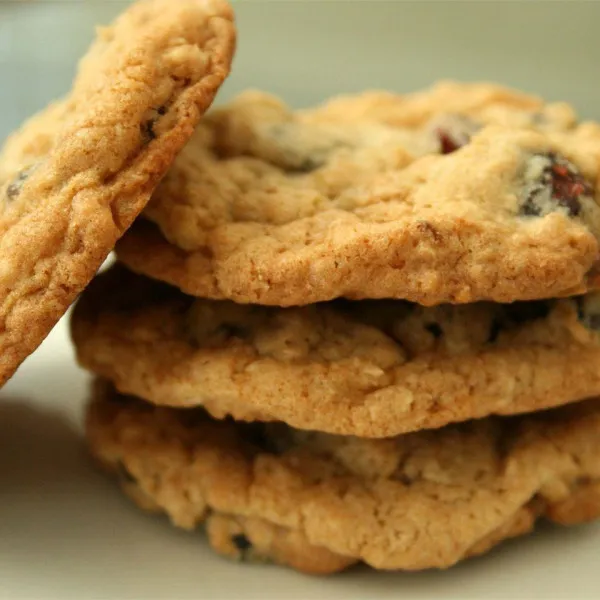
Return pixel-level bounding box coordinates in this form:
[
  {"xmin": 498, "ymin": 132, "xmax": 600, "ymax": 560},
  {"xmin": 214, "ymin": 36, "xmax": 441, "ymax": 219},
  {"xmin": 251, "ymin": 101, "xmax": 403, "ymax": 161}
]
[
  {"xmin": 72, "ymin": 266, "xmax": 600, "ymax": 437},
  {"xmin": 0, "ymin": 0, "xmax": 235, "ymax": 384},
  {"xmin": 115, "ymin": 82, "xmax": 600, "ymax": 306},
  {"xmin": 88, "ymin": 380, "xmax": 600, "ymax": 573}
]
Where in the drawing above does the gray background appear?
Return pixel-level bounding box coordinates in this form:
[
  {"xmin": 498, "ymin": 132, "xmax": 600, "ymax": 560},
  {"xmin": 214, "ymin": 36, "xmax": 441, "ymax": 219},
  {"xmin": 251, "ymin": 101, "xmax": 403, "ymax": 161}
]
[{"xmin": 1, "ymin": 1, "xmax": 600, "ymax": 141}]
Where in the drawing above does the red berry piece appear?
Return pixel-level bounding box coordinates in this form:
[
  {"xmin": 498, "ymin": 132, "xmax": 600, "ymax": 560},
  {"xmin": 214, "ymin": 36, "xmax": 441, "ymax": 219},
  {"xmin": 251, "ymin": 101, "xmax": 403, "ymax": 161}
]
[{"xmin": 521, "ymin": 153, "xmax": 593, "ymax": 217}]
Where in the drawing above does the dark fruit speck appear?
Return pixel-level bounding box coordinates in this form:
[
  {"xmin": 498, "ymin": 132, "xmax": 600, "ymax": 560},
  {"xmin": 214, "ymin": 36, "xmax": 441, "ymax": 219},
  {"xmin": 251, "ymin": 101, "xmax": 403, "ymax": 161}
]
[
  {"xmin": 432, "ymin": 114, "xmax": 480, "ymax": 155},
  {"xmin": 438, "ymin": 130, "xmax": 460, "ymax": 154},
  {"xmin": 141, "ymin": 120, "xmax": 157, "ymax": 142},
  {"xmin": 5, "ymin": 167, "xmax": 34, "ymax": 202},
  {"xmin": 232, "ymin": 533, "xmax": 252, "ymax": 552},
  {"xmin": 521, "ymin": 153, "xmax": 593, "ymax": 217}
]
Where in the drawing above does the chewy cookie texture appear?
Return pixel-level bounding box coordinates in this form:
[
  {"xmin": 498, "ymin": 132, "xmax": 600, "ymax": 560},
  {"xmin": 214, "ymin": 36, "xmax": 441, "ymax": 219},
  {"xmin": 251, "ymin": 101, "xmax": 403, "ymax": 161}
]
[
  {"xmin": 116, "ymin": 83, "xmax": 600, "ymax": 307},
  {"xmin": 88, "ymin": 380, "xmax": 600, "ymax": 574},
  {"xmin": 72, "ymin": 266, "xmax": 600, "ymax": 437},
  {"xmin": 0, "ymin": 0, "xmax": 235, "ymax": 385}
]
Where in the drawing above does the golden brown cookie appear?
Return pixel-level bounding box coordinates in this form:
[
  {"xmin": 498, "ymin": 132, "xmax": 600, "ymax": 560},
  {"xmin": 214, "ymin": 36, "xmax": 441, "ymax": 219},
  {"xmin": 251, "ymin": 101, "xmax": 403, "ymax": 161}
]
[
  {"xmin": 87, "ymin": 379, "xmax": 600, "ymax": 574},
  {"xmin": 115, "ymin": 84, "xmax": 600, "ymax": 306},
  {"xmin": 71, "ymin": 265, "xmax": 600, "ymax": 437},
  {"xmin": 0, "ymin": 0, "xmax": 235, "ymax": 385}
]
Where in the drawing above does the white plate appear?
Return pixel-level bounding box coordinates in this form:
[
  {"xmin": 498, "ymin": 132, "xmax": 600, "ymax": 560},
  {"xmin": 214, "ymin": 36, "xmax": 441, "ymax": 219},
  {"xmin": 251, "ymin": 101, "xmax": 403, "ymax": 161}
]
[{"xmin": 1, "ymin": 2, "xmax": 600, "ymax": 598}]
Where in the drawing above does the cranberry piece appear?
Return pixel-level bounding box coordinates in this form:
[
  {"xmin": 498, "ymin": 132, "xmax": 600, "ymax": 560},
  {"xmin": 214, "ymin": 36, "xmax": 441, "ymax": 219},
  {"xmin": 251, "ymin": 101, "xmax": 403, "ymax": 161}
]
[
  {"xmin": 437, "ymin": 130, "xmax": 461, "ymax": 154},
  {"xmin": 521, "ymin": 153, "xmax": 593, "ymax": 217},
  {"xmin": 431, "ymin": 114, "xmax": 480, "ymax": 155}
]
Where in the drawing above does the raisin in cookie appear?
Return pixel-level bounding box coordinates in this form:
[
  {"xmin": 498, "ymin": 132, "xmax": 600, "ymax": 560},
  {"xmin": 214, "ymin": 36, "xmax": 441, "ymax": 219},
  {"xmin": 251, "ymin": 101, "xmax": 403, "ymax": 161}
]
[
  {"xmin": 88, "ymin": 379, "xmax": 600, "ymax": 574},
  {"xmin": 114, "ymin": 84, "xmax": 600, "ymax": 306},
  {"xmin": 72, "ymin": 266, "xmax": 600, "ymax": 438},
  {"xmin": 0, "ymin": 0, "xmax": 235, "ymax": 385}
]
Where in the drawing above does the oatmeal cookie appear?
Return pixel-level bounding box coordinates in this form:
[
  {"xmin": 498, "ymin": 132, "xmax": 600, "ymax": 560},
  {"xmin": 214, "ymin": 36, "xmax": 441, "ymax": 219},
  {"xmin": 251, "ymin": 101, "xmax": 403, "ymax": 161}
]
[
  {"xmin": 72, "ymin": 266, "xmax": 600, "ymax": 437},
  {"xmin": 115, "ymin": 84, "xmax": 600, "ymax": 306},
  {"xmin": 87, "ymin": 380, "xmax": 600, "ymax": 573},
  {"xmin": 0, "ymin": 0, "xmax": 235, "ymax": 384}
]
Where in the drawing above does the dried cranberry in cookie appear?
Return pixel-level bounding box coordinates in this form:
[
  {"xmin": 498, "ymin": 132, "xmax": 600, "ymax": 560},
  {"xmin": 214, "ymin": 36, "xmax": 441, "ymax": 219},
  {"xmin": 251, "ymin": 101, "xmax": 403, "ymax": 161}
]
[
  {"xmin": 521, "ymin": 153, "xmax": 595, "ymax": 217},
  {"xmin": 427, "ymin": 113, "xmax": 481, "ymax": 154}
]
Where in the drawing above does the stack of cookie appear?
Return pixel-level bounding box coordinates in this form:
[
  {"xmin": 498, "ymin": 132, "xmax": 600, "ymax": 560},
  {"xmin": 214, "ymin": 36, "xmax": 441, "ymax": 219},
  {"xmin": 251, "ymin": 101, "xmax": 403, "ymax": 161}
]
[{"xmin": 72, "ymin": 83, "xmax": 600, "ymax": 574}]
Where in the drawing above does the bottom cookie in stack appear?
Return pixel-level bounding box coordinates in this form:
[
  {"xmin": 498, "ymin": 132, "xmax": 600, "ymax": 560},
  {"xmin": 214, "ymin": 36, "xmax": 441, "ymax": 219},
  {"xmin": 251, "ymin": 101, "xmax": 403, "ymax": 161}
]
[
  {"xmin": 88, "ymin": 378, "xmax": 600, "ymax": 574},
  {"xmin": 72, "ymin": 266, "xmax": 600, "ymax": 573}
]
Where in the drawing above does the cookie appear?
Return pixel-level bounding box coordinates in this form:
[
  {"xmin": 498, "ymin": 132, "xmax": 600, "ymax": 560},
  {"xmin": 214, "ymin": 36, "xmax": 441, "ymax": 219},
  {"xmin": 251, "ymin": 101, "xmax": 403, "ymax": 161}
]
[
  {"xmin": 71, "ymin": 265, "xmax": 600, "ymax": 438},
  {"xmin": 114, "ymin": 83, "xmax": 600, "ymax": 306},
  {"xmin": 0, "ymin": 0, "xmax": 235, "ymax": 384},
  {"xmin": 87, "ymin": 379, "xmax": 600, "ymax": 574}
]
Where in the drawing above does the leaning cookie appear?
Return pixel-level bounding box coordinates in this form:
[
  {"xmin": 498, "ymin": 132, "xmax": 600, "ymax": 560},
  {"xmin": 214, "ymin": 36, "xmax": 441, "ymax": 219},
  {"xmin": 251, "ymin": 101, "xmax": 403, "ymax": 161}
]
[
  {"xmin": 115, "ymin": 85, "xmax": 600, "ymax": 306},
  {"xmin": 88, "ymin": 379, "xmax": 600, "ymax": 574},
  {"xmin": 72, "ymin": 265, "xmax": 600, "ymax": 438},
  {"xmin": 0, "ymin": 0, "xmax": 235, "ymax": 385}
]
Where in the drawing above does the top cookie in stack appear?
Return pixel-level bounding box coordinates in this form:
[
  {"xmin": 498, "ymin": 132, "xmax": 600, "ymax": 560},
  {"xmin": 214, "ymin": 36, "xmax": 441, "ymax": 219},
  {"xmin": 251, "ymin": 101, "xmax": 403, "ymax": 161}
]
[{"xmin": 115, "ymin": 83, "xmax": 600, "ymax": 306}]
